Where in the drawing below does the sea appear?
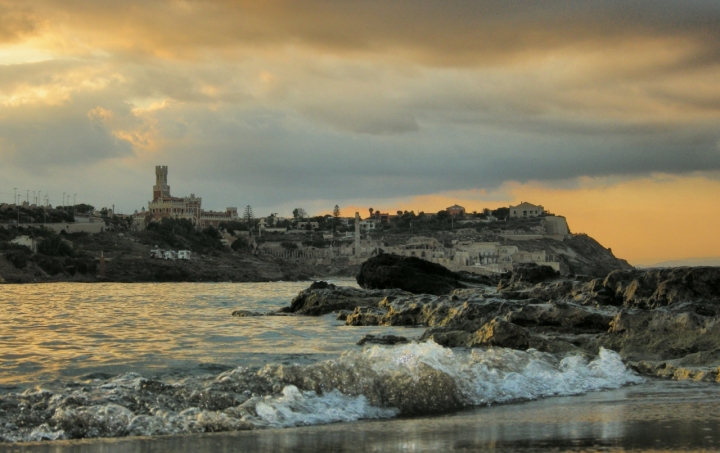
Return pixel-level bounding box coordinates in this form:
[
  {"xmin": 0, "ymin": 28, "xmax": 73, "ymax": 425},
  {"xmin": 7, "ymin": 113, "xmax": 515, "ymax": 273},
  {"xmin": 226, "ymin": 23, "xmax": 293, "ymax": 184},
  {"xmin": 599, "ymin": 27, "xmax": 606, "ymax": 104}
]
[{"xmin": 1, "ymin": 281, "xmax": 719, "ymax": 452}]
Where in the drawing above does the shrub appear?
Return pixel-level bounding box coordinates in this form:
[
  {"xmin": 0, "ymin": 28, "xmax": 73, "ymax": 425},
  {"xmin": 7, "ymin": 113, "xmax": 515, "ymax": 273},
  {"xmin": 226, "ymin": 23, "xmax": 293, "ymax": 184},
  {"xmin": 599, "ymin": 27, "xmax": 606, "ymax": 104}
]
[
  {"xmin": 37, "ymin": 235, "xmax": 74, "ymax": 257},
  {"xmin": 231, "ymin": 237, "xmax": 249, "ymax": 252},
  {"xmin": 4, "ymin": 248, "xmax": 30, "ymax": 269},
  {"xmin": 280, "ymin": 241, "xmax": 298, "ymax": 250}
]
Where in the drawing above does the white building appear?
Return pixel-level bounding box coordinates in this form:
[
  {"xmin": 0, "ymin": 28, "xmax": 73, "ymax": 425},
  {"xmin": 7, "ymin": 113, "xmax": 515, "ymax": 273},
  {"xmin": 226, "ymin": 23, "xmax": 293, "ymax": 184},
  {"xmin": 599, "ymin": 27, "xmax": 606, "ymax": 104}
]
[{"xmin": 509, "ymin": 202, "xmax": 545, "ymax": 218}]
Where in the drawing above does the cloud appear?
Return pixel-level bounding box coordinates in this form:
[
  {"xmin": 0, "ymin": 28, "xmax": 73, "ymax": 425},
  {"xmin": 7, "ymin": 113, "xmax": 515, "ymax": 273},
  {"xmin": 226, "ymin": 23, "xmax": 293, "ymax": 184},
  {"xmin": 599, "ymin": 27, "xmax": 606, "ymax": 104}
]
[{"xmin": 0, "ymin": 0, "xmax": 719, "ymax": 221}]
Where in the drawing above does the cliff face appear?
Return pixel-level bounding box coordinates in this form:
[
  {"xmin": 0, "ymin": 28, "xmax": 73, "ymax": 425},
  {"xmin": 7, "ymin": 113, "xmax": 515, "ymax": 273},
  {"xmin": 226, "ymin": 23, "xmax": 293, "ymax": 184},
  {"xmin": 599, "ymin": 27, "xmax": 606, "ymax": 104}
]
[{"xmin": 503, "ymin": 234, "xmax": 633, "ymax": 277}]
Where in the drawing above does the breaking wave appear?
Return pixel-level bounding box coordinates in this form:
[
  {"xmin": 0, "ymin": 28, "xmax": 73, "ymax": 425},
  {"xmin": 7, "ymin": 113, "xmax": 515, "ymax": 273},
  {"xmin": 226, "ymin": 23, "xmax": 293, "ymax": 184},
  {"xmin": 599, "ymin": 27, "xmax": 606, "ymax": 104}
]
[{"xmin": 0, "ymin": 342, "xmax": 642, "ymax": 443}]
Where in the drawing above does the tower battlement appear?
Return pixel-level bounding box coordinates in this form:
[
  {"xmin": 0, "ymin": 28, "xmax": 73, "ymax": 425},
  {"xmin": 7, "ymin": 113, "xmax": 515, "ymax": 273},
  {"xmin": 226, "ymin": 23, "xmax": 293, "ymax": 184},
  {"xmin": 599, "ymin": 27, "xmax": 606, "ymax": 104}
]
[{"xmin": 153, "ymin": 165, "xmax": 171, "ymax": 200}]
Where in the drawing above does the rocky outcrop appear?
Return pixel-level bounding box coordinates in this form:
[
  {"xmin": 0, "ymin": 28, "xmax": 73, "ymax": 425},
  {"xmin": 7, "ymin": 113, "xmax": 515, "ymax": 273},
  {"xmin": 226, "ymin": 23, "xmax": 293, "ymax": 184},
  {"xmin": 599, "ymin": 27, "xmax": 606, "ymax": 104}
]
[
  {"xmin": 279, "ymin": 281, "xmax": 410, "ymax": 316},
  {"xmin": 356, "ymin": 254, "xmax": 466, "ymax": 296},
  {"xmin": 280, "ymin": 267, "xmax": 720, "ymax": 382},
  {"xmin": 600, "ymin": 267, "xmax": 720, "ymax": 308}
]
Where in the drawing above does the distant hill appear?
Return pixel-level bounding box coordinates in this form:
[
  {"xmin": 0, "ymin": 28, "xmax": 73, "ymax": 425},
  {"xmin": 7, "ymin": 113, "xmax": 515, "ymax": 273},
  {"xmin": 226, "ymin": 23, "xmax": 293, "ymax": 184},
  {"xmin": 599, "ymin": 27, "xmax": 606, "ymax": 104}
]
[{"xmin": 640, "ymin": 257, "xmax": 720, "ymax": 268}]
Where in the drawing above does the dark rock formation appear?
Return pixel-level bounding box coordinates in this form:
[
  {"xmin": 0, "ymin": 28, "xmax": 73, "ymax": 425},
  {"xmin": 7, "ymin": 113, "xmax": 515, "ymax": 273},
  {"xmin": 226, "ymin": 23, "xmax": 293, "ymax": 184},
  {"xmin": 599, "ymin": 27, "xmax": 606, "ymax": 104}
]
[
  {"xmin": 601, "ymin": 267, "xmax": 720, "ymax": 308},
  {"xmin": 503, "ymin": 263, "xmax": 560, "ymax": 287},
  {"xmin": 356, "ymin": 334, "xmax": 409, "ymax": 346},
  {"xmin": 356, "ymin": 254, "xmax": 466, "ymax": 296},
  {"xmin": 279, "ymin": 281, "xmax": 409, "ymax": 316},
  {"xmin": 275, "ymin": 267, "xmax": 720, "ymax": 382}
]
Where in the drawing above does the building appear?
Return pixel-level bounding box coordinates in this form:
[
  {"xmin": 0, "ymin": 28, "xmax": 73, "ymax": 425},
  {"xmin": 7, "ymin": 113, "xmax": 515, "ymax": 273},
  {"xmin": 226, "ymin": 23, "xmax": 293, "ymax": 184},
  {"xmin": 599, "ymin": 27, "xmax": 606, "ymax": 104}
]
[
  {"xmin": 446, "ymin": 205, "xmax": 466, "ymax": 216},
  {"xmin": 359, "ymin": 219, "xmax": 378, "ymax": 231},
  {"xmin": 509, "ymin": 202, "xmax": 545, "ymax": 218},
  {"xmin": 146, "ymin": 166, "xmax": 237, "ymax": 229}
]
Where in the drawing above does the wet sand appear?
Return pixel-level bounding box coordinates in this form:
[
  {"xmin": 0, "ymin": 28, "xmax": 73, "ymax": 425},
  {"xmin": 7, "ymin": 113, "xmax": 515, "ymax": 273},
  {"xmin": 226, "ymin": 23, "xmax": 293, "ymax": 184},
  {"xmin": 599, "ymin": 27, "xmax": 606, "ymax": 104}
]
[{"xmin": 3, "ymin": 379, "xmax": 719, "ymax": 452}]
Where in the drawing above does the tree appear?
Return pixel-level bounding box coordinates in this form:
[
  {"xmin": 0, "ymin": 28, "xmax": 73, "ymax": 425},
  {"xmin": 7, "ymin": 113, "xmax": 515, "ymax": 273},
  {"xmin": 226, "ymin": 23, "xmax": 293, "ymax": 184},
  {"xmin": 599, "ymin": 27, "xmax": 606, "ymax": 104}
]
[
  {"xmin": 492, "ymin": 207, "xmax": 509, "ymax": 219},
  {"xmin": 74, "ymin": 203, "xmax": 95, "ymax": 214},
  {"xmin": 331, "ymin": 205, "xmax": 341, "ymax": 232},
  {"xmin": 292, "ymin": 208, "xmax": 307, "ymax": 220},
  {"xmin": 369, "ymin": 207, "xmax": 374, "ymax": 217},
  {"xmin": 231, "ymin": 237, "xmax": 249, "ymax": 252},
  {"xmin": 243, "ymin": 205, "xmax": 254, "ymax": 223}
]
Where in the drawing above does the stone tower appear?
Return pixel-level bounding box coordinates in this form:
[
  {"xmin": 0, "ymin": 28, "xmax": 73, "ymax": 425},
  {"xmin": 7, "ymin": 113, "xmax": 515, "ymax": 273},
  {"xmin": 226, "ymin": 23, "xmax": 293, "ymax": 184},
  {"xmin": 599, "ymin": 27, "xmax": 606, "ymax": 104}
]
[{"xmin": 153, "ymin": 166, "xmax": 171, "ymax": 201}]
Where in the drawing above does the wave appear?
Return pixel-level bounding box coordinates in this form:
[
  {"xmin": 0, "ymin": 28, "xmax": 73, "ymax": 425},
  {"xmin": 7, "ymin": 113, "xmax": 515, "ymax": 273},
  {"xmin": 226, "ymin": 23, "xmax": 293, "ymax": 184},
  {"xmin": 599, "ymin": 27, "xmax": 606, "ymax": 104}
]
[{"xmin": 0, "ymin": 342, "xmax": 642, "ymax": 443}]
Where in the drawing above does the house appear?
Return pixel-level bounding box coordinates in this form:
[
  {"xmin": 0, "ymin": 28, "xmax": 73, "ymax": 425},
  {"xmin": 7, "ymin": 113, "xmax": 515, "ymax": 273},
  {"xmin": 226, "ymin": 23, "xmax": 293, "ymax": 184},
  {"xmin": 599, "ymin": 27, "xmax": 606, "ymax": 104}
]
[
  {"xmin": 359, "ymin": 219, "xmax": 378, "ymax": 230},
  {"xmin": 446, "ymin": 205, "xmax": 466, "ymax": 216},
  {"xmin": 371, "ymin": 212, "xmax": 394, "ymax": 223},
  {"xmin": 509, "ymin": 202, "xmax": 545, "ymax": 218},
  {"xmin": 296, "ymin": 221, "xmax": 319, "ymax": 230}
]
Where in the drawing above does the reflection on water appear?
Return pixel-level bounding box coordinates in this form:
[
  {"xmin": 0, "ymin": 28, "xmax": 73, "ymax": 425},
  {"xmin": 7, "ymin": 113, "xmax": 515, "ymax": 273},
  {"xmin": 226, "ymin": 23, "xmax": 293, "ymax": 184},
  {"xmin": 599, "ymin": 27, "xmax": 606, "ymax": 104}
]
[
  {"xmin": 2, "ymin": 380, "xmax": 718, "ymax": 452},
  {"xmin": 0, "ymin": 281, "xmax": 416, "ymax": 387}
]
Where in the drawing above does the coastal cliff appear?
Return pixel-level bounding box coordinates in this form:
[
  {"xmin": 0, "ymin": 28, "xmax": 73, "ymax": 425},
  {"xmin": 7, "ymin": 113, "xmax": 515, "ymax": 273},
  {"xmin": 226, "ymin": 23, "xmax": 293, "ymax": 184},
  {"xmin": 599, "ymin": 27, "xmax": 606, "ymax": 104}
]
[{"xmin": 1, "ymin": 224, "xmax": 631, "ymax": 283}]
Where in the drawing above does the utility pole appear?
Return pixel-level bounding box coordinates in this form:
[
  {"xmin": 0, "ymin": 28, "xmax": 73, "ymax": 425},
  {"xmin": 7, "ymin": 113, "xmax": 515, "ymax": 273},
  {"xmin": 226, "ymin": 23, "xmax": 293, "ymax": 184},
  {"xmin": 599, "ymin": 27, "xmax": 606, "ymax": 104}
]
[
  {"xmin": 26, "ymin": 190, "xmax": 29, "ymax": 204},
  {"xmin": 13, "ymin": 188, "xmax": 18, "ymax": 225},
  {"xmin": 62, "ymin": 192, "xmax": 65, "ymax": 209}
]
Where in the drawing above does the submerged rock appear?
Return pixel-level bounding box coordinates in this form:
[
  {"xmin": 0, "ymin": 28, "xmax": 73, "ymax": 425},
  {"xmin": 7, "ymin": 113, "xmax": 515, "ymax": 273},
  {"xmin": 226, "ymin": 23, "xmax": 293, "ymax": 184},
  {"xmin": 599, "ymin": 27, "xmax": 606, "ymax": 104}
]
[
  {"xmin": 356, "ymin": 334, "xmax": 409, "ymax": 346},
  {"xmin": 356, "ymin": 254, "xmax": 466, "ymax": 296}
]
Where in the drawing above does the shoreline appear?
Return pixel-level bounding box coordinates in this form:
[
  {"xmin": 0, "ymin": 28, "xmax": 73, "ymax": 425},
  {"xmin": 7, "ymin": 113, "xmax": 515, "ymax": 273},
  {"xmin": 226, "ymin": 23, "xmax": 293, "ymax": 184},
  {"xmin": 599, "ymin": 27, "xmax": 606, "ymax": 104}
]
[{"xmin": 2, "ymin": 379, "xmax": 718, "ymax": 452}]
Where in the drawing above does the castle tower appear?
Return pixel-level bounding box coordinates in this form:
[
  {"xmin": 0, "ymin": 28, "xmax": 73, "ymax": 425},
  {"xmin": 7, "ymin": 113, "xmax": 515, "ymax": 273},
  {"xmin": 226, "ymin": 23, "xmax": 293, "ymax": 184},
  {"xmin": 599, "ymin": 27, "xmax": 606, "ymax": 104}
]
[{"xmin": 153, "ymin": 165, "xmax": 171, "ymax": 201}]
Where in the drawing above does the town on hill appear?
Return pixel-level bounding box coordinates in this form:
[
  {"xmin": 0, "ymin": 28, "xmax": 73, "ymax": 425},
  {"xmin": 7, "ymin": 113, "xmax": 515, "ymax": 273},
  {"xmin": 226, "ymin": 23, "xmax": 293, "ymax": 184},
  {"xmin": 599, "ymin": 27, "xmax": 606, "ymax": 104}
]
[{"xmin": 0, "ymin": 166, "xmax": 631, "ymax": 283}]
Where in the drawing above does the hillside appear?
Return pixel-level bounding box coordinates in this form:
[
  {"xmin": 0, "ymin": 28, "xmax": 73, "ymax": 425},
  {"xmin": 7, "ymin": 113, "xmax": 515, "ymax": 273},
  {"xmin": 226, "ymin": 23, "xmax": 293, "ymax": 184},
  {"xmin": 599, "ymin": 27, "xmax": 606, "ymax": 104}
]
[
  {"xmin": 1, "ymin": 214, "xmax": 633, "ymax": 283},
  {"xmin": 502, "ymin": 234, "xmax": 633, "ymax": 277}
]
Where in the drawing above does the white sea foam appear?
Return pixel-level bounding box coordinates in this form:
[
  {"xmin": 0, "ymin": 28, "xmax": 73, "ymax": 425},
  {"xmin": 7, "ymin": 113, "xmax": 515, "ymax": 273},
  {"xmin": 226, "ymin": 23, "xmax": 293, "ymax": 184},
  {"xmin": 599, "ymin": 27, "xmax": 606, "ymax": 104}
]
[
  {"xmin": 0, "ymin": 342, "xmax": 642, "ymax": 442},
  {"xmin": 253, "ymin": 386, "xmax": 399, "ymax": 428},
  {"xmin": 337, "ymin": 342, "xmax": 643, "ymax": 408}
]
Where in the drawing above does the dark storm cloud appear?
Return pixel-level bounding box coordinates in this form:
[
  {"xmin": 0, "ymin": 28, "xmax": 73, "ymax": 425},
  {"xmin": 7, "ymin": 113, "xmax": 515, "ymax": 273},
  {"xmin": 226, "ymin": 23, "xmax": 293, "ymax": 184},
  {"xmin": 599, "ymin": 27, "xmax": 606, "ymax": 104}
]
[
  {"xmin": 1, "ymin": 0, "xmax": 720, "ymax": 213},
  {"xmin": 34, "ymin": 0, "xmax": 720, "ymax": 66}
]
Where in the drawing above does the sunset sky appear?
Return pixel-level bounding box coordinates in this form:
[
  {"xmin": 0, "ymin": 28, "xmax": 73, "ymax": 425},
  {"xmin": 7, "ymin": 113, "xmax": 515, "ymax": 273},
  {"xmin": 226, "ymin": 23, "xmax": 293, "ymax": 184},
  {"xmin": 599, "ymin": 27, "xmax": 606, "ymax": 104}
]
[{"xmin": 1, "ymin": 1, "xmax": 719, "ymax": 265}]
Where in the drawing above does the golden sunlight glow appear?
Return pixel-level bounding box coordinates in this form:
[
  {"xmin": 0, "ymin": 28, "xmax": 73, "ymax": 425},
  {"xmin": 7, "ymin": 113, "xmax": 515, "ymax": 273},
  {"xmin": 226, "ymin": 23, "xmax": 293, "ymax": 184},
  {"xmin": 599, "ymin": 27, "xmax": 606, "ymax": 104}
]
[{"xmin": 354, "ymin": 173, "xmax": 720, "ymax": 266}]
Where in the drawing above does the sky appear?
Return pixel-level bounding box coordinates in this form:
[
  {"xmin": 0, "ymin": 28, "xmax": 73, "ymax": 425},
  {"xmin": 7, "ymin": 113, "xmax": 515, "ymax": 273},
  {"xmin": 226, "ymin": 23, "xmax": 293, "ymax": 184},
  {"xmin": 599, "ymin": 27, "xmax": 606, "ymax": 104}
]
[{"xmin": 0, "ymin": 0, "xmax": 719, "ymax": 265}]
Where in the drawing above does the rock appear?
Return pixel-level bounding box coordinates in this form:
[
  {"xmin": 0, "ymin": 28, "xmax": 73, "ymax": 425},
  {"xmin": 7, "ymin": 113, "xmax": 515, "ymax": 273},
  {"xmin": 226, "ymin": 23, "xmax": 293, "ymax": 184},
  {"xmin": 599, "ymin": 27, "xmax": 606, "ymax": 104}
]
[
  {"xmin": 356, "ymin": 254, "xmax": 466, "ymax": 296},
  {"xmin": 601, "ymin": 267, "xmax": 720, "ymax": 308},
  {"xmin": 498, "ymin": 263, "xmax": 561, "ymax": 290},
  {"xmin": 604, "ymin": 303, "xmax": 720, "ymax": 361},
  {"xmin": 470, "ymin": 318, "xmax": 531, "ymax": 349},
  {"xmin": 279, "ymin": 282, "xmax": 410, "ymax": 316},
  {"xmin": 356, "ymin": 334, "xmax": 408, "ymax": 346},
  {"xmin": 345, "ymin": 307, "xmax": 387, "ymax": 326},
  {"xmin": 231, "ymin": 310, "xmax": 267, "ymax": 317},
  {"xmin": 231, "ymin": 310, "xmax": 292, "ymax": 317},
  {"xmin": 279, "ymin": 267, "xmax": 720, "ymax": 384}
]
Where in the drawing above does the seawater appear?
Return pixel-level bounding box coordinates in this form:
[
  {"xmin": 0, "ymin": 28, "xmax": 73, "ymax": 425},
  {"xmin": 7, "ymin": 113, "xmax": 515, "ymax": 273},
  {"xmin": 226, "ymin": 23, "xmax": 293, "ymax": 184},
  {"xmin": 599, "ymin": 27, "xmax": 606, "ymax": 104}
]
[{"xmin": 0, "ymin": 281, "xmax": 645, "ymax": 444}]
